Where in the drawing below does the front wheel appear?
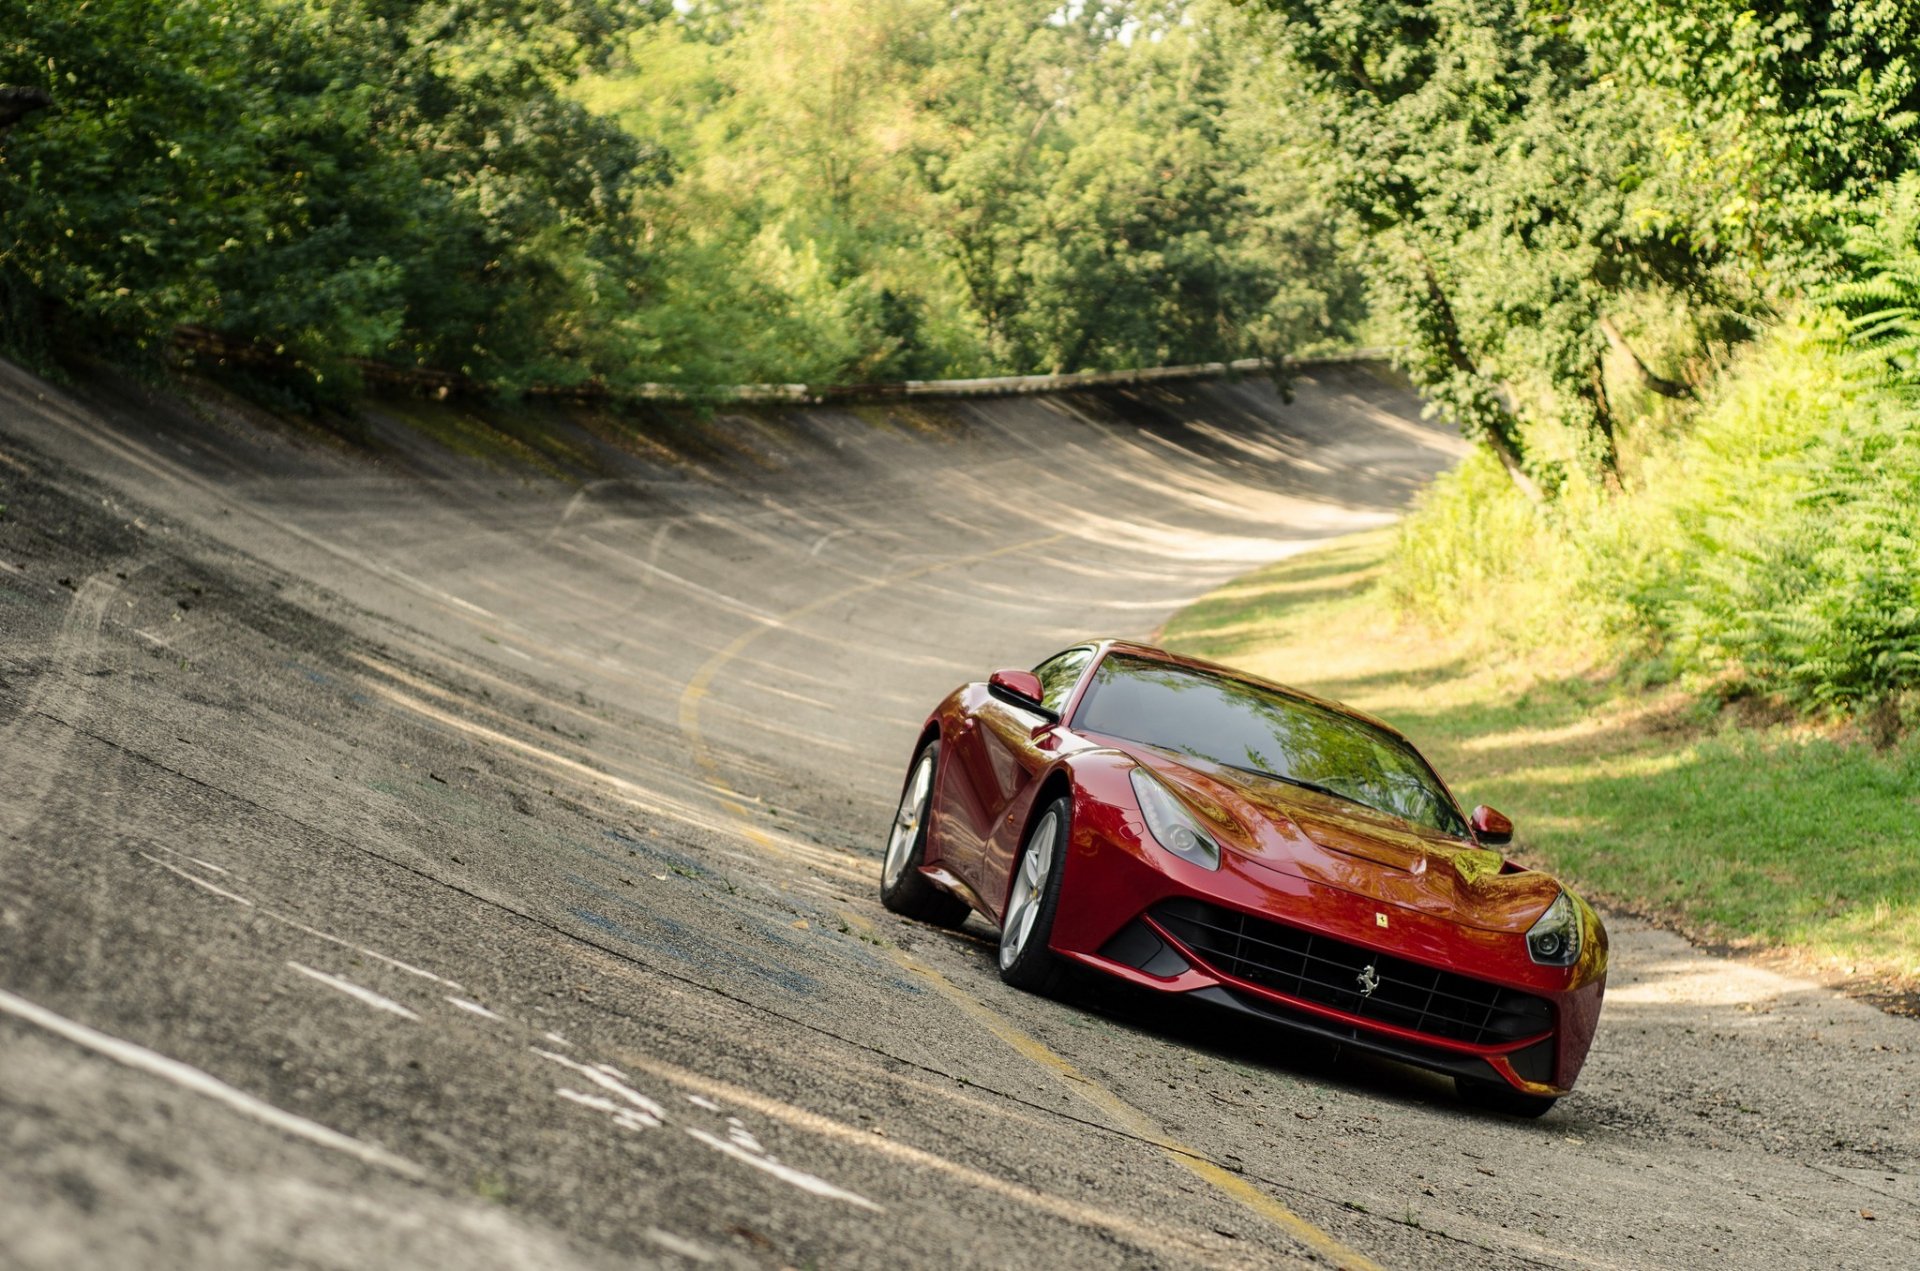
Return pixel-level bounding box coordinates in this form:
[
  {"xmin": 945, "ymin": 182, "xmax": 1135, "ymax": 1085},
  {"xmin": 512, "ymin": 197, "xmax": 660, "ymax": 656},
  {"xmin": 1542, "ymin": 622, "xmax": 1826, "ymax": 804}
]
[
  {"xmin": 879, "ymin": 741, "xmax": 970, "ymax": 928},
  {"xmin": 1456, "ymin": 1077, "xmax": 1558, "ymax": 1118},
  {"xmin": 997, "ymin": 795, "xmax": 1071, "ymax": 994}
]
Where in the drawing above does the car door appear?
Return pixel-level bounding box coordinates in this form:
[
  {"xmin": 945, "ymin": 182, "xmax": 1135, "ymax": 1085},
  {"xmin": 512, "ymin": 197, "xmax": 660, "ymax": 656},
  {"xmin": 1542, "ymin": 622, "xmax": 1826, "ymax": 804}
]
[{"xmin": 947, "ymin": 647, "xmax": 1093, "ymax": 904}]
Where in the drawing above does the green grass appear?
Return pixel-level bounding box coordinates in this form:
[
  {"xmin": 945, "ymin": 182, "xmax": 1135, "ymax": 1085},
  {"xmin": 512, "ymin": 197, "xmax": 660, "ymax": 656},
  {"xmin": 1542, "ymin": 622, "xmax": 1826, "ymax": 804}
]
[{"xmin": 1160, "ymin": 530, "xmax": 1920, "ymax": 987}]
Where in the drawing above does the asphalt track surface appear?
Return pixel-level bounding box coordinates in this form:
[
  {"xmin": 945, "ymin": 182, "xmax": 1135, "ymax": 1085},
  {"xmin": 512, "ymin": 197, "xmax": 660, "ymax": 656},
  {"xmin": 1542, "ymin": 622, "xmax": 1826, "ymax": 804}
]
[{"xmin": 2, "ymin": 357, "xmax": 1915, "ymax": 1270}]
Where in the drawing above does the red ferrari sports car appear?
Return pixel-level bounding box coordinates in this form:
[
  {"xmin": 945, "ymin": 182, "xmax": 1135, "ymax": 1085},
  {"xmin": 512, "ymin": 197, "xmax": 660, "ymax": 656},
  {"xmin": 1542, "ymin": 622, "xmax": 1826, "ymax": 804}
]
[{"xmin": 880, "ymin": 640, "xmax": 1607, "ymax": 1115}]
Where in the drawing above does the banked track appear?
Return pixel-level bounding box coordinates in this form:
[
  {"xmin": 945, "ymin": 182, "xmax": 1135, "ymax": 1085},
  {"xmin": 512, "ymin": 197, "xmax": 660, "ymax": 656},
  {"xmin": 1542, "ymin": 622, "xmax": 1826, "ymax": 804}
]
[{"xmin": 1, "ymin": 358, "xmax": 1914, "ymax": 1270}]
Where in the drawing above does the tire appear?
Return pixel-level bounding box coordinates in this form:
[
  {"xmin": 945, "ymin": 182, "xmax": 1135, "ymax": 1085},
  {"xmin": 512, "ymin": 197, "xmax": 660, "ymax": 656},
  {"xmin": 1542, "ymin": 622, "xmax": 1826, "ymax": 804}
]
[
  {"xmin": 997, "ymin": 794, "xmax": 1072, "ymax": 995},
  {"xmin": 1456, "ymin": 1077, "xmax": 1558, "ymax": 1119},
  {"xmin": 879, "ymin": 741, "xmax": 971, "ymax": 927}
]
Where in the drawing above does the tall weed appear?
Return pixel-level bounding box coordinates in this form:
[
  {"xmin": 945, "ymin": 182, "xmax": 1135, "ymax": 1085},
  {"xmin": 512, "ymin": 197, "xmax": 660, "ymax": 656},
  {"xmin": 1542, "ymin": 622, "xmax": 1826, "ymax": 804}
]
[{"xmin": 1385, "ymin": 450, "xmax": 1646, "ymax": 655}]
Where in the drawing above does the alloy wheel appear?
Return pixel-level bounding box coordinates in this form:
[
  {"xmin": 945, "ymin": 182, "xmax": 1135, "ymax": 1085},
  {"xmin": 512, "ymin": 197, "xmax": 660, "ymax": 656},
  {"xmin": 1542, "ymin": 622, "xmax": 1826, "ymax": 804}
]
[
  {"xmin": 999, "ymin": 811, "xmax": 1057, "ymax": 969},
  {"xmin": 883, "ymin": 752, "xmax": 934, "ymax": 889}
]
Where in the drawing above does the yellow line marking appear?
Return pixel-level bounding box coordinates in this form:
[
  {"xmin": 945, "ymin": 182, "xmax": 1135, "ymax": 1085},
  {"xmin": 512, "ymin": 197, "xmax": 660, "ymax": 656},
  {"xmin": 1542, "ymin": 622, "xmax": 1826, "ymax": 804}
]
[
  {"xmin": 844, "ymin": 913, "xmax": 1386, "ymax": 1271},
  {"xmin": 675, "ymin": 531, "xmax": 1068, "ymax": 813},
  {"xmin": 603, "ymin": 1034, "xmax": 1244, "ymax": 1264},
  {"xmin": 354, "ymin": 672, "xmax": 874, "ymax": 885}
]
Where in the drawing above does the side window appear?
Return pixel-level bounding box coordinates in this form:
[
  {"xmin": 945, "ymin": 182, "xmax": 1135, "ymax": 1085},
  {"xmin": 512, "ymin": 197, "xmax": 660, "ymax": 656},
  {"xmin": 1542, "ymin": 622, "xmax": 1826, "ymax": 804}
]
[{"xmin": 1031, "ymin": 647, "xmax": 1094, "ymax": 716}]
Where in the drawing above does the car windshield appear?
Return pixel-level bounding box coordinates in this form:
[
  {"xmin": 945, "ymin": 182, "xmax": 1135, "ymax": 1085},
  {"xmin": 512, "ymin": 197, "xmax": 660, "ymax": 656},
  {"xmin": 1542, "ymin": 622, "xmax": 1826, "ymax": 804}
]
[{"xmin": 1072, "ymin": 654, "xmax": 1467, "ymax": 837}]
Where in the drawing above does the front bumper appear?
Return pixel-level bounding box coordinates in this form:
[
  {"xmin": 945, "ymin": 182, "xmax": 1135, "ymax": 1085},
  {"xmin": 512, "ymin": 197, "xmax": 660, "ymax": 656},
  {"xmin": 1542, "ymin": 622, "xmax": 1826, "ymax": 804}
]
[{"xmin": 1049, "ymin": 787, "xmax": 1606, "ymax": 1096}]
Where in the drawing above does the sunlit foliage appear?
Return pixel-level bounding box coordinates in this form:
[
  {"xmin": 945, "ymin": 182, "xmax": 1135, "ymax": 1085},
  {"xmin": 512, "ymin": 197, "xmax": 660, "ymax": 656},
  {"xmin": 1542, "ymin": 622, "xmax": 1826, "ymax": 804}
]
[
  {"xmin": 1238, "ymin": 0, "xmax": 1920, "ymax": 491},
  {"xmin": 575, "ymin": 0, "xmax": 1365, "ymax": 383},
  {"xmin": 1, "ymin": 0, "xmax": 1365, "ymax": 394},
  {"xmin": 1232, "ymin": 0, "xmax": 1920, "ymax": 715}
]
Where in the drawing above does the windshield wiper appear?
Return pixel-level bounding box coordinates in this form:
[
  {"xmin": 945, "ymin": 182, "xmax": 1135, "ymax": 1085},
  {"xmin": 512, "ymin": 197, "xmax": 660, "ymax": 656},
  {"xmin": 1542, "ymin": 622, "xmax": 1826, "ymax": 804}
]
[{"xmin": 1223, "ymin": 763, "xmax": 1384, "ymax": 816}]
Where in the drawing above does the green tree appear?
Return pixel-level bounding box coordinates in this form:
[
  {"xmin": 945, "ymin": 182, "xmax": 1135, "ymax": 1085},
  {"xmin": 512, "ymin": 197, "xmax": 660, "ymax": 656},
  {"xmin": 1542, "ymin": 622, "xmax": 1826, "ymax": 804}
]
[
  {"xmin": 922, "ymin": 0, "xmax": 1359, "ymax": 373},
  {"xmin": 0, "ymin": 0, "xmax": 666, "ymax": 398}
]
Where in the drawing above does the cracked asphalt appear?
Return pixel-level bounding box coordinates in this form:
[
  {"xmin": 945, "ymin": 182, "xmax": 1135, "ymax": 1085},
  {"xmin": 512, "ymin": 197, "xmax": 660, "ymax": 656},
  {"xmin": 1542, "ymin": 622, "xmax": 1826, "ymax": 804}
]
[{"xmin": 1, "ymin": 357, "xmax": 1914, "ymax": 1269}]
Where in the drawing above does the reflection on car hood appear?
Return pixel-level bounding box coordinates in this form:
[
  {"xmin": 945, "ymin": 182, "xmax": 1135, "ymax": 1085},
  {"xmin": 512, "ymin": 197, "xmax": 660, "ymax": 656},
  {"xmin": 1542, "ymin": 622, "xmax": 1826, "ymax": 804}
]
[{"xmin": 1121, "ymin": 743, "xmax": 1559, "ymax": 934}]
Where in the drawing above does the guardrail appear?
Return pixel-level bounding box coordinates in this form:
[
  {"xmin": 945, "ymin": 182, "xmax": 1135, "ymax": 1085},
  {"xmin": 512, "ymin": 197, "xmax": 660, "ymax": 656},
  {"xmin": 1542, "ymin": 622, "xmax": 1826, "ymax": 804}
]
[
  {"xmin": 607, "ymin": 348, "xmax": 1397, "ymax": 405},
  {"xmin": 172, "ymin": 325, "xmax": 1393, "ymax": 407}
]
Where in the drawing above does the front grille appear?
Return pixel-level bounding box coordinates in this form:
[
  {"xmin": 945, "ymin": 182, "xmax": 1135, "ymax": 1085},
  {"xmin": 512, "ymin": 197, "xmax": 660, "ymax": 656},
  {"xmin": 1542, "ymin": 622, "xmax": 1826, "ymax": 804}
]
[{"xmin": 1152, "ymin": 898, "xmax": 1552, "ymax": 1047}]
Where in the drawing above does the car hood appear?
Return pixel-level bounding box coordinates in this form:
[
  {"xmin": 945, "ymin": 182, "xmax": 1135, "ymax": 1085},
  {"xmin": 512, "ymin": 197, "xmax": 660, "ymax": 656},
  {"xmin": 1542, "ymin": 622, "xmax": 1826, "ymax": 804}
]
[{"xmin": 1120, "ymin": 743, "xmax": 1559, "ymax": 934}]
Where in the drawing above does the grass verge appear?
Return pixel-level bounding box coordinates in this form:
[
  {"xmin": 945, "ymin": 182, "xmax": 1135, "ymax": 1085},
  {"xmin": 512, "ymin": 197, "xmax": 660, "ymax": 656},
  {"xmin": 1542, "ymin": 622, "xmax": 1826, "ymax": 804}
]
[{"xmin": 1159, "ymin": 530, "xmax": 1920, "ymax": 1001}]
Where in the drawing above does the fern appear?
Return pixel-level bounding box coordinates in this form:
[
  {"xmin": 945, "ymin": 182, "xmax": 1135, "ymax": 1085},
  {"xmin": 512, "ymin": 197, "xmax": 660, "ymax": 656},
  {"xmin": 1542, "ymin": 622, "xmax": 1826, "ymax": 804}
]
[
  {"xmin": 1826, "ymin": 173, "xmax": 1920, "ymax": 385},
  {"xmin": 1668, "ymin": 402, "xmax": 1920, "ymax": 710}
]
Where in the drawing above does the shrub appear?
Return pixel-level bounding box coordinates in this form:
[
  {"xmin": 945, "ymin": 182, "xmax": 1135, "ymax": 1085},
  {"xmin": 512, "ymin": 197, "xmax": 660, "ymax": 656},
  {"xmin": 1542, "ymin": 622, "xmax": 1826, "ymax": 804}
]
[
  {"xmin": 1384, "ymin": 446, "xmax": 1652, "ymax": 656},
  {"xmin": 1388, "ymin": 314, "xmax": 1920, "ymax": 715}
]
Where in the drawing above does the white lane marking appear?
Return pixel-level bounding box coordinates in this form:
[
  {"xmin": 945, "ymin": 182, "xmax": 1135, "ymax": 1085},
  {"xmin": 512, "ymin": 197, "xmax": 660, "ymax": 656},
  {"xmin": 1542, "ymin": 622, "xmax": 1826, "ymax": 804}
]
[
  {"xmin": 542, "ymin": 484, "xmax": 599, "ymax": 544},
  {"xmin": 542, "ymin": 1031, "xmax": 571, "ymax": 1047},
  {"xmin": 0, "ymin": 988, "xmax": 424, "ymax": 1179},
  {"xmin": 539, "ymin": 1048, "xmax": 877, "ymax": 1209},
  {"xmin": 557, "ymin": 1087, "xmax": 657, "ymax": 1132},
  {"xmin": 685, "ymin": 1094, "xmax": 723, "ymax": 1112},
  {"xmin": 642, "ymin": 1228, "xmax": 716, "ymax": 1262},
  {"xmin": 807, "ymin": 528, "xmax": 853, "ymax": 558},
  {"xmin": 684, "ymin": 1126, "xmax": 882, "ymax": 1211},
  {"xmin": 276, "ymin": 918, "xmax": 467, "ymax": 992},
  {"xmin": 385, "ymin": 567, "xmax": 496, "ymax": 619},
  {"xmin": 644, "ymin": 518, "xmax": 678, "ymax": 569},
  {"xmin": 532, "ymin": 1049, "xmax": 666, "ymax": 1125},
  {"xmin": 574, "ymin": 1045, "xmax": 1230, "ymax": 1259},
  {"xmin": 148, "ymin": 845, "xmax": 230, "ymax": 875},
  {"xmin": 138, "ymin": 853, "xmax": 254, "ymax": 907},
  {"xmin": 446, "ymin": 997, "xmax": 504, "ymax": 1021},
  {"xmin": 286, "ymin": 963, "xmax": 419, "ymax": 1021},
  {"xmin": 131, "ymin": 851, "xmax": 467, "ymax": 992}
]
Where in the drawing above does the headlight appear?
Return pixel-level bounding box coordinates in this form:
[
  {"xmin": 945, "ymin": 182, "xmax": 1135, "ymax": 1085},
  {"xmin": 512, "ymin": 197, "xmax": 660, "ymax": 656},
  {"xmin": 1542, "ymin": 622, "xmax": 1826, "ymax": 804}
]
[
  {"xmin": 1526, "ymin": 891, "xmax": 1581, "ymax": 966},
  {"xmin": 1129, "ymin": 767, "xmax": 1220, "ymax": 870}
]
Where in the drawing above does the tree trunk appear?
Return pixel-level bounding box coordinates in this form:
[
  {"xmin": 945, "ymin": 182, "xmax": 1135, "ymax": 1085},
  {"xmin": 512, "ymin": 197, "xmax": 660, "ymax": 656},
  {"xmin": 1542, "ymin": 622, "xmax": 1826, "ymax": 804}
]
[
  {"xmin": 1586, "ymin": 353, "xmax": 1620, "ymax": 479},
  {"xmin": 1598, "ymin": 316, "xmax": 1691, "ymax": 399},
  {"xmin": 0, "ymin": 86, "xmax": 52, "ymax": 133},
  {"xmin": 1414, "ymin": 251, "xmax": 1545, "ymax": 505},
  {"xmin": 1488, "ymin": 434, "xmax": 1546, "ymax": 504}
]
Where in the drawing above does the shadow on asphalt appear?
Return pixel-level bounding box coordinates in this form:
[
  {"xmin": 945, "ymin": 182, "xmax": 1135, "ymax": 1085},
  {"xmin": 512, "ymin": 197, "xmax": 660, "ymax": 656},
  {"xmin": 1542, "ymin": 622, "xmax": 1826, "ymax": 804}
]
[{"xmin": 915, "ymin": 919, "xmax": 1535, "ymax": 1126}]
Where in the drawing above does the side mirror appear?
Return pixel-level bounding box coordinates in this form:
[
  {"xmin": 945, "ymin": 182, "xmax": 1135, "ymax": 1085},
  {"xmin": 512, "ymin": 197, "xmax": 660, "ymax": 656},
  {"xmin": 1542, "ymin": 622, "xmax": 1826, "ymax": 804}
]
[
  {"xmin": 1470, "ymin": 805, "xmax": 1513, "ymax": 847},
  {"xmin": 987, "ymin": 668, "xmax": 1056, "ymax": 720}
]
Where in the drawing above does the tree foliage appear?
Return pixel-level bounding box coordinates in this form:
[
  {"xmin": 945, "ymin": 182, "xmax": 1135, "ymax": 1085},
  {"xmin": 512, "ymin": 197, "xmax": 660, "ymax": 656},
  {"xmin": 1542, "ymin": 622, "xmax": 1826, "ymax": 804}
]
[
  {"xmin": 2, "ymin": 0, "xmax": 1367, "ymax": 394},
  {"xmin": 1259, "ymin": 1, "xmax": 1920, "ymax": 713},
  {"xmin": 1587, "ymin": 0, "xmax": 1920, "ymax": 272},
  {"xmin": 577, "ymin": 0, "xmax": 1365, "ymax": 383},
  {"xmin": 1237, "ymin": 0, "xmax": 1920, "ymax": 489},
  {"xmin": 919, "ymin": 1, "xmax": 1344, "ymax": 374},
  {"xmin": 0, "ymin": 0, "xmax": 671, "ymax": 398}
]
